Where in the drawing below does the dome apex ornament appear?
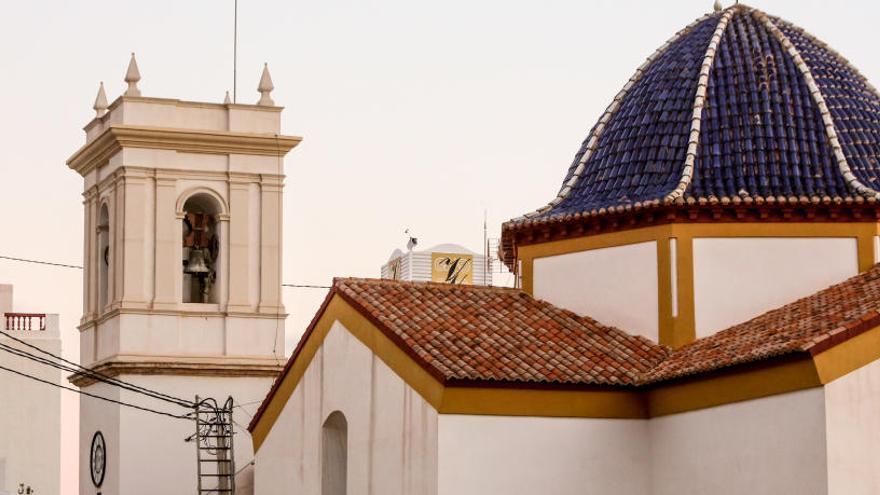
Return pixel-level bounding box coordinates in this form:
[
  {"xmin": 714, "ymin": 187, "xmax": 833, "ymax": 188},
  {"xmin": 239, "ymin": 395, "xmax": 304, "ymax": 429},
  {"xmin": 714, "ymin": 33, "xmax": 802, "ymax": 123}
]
[
  {"xmin": 124, "ymin": 53, "xmax": 141, "ymax": 97},
  {"xmin": 713, "ymin": 0, "xmax": 722, "ymax": 12},
  {"xmin": 93, "ymin": 82, "xmax": 108, "ymax": 118},
  {"xmin": 257, "ymin": 63, "xmax": 275, "ymax": 106}
]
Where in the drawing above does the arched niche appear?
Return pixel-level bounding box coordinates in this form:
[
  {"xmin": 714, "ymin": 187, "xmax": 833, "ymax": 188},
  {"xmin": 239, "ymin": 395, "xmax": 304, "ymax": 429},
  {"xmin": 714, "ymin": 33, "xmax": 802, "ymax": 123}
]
[
  {"xmin": 180, "ymin": 192, "xmax": 223, "ymax": 304},
  {"xmin": 98, "ymin": 203, "xmax": 110, "ymax": 311},
  {"xmin": 322, "ymin": 411, "xmax": 348, "ymax": 495}
]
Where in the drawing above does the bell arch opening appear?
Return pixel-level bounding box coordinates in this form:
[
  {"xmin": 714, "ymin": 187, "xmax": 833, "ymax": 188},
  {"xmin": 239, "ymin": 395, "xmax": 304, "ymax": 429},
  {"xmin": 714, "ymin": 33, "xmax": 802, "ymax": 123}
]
[
  {"xmin": 181, "ymin": 193, "xmax": 221, "ymax": 304},
  {"xmin": 322, "ymin": 411, "xmax": 348, "ymax": 495},
  {"xmin": 98, "ymin": 204, "xmax": 110, "ymax": 311}
]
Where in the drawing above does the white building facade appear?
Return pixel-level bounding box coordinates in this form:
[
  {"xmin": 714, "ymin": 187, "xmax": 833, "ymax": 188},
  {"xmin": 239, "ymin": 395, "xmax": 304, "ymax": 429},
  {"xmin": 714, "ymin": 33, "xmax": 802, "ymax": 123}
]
[{"xmin": 0, "ymin": 284, "xmax": 61, "ymax": 495}]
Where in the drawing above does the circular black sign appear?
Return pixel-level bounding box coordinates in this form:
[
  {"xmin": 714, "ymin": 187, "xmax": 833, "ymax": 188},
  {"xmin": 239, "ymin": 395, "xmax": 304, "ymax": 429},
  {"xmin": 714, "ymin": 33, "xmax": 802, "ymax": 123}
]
[{"xmin": 90, "ymin": 431, "xmax": 106, "ymax": 487}]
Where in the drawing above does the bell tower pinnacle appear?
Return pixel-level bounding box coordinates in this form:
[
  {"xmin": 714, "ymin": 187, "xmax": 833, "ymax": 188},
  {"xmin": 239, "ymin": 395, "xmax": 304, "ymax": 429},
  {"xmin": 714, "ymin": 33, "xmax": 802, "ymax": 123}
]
[{"xmin": 67, "ymin": 57, "xmax": 301, "ymax": 494}]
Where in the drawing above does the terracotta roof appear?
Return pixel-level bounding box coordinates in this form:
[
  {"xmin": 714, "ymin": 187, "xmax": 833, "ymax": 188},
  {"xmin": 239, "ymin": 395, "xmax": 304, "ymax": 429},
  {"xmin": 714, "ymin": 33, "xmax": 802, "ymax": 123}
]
[
  {"xmin": 646, "ymin": 264, "xmax": 880, "ymax": 383},
  {"xmin": 249, "ymin": 267, "xmax": 880, "ymax": 432},
  {"xmin": 338, "ymin": 266, "xmax": 880, "ymax": 387},
  {"xmin": 335, "ymin": 278, "xmax": 669, "ymax": 386}
]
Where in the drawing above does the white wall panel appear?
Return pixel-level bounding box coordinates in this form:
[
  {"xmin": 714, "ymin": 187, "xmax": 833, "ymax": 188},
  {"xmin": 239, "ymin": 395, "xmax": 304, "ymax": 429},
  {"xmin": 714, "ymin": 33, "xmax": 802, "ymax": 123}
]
[
  {"xmin": 650, "ymin": 388, "xmax": 827, "ymax": 495},
  {"xmin": 825, "ymin": 358, "xmax": 880, "ymax": 495},
  {"xmin": 693, "ymin": 238, "xmax": 858, "ymax": 337},
  {"xmin": 438, "ymin": 415, "xmax": 650, "ymax": 495},
  {"xmin": 533, "ymin": 241, "xmax": 659, "ymax": 341}
]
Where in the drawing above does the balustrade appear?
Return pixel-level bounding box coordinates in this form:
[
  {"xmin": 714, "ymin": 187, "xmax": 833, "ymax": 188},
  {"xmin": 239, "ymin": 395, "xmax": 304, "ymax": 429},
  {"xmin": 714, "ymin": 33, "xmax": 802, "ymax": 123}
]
[{"xmin": 4, "ymin": 313, "xmax": 46, "ymax": 331}]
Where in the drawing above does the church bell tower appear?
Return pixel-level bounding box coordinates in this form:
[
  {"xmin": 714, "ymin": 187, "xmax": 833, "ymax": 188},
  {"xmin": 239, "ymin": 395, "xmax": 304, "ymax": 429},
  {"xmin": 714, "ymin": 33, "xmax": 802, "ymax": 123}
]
[{"xmin": 67, "ymin": 55, "xmax": 300, "ymax": 494}]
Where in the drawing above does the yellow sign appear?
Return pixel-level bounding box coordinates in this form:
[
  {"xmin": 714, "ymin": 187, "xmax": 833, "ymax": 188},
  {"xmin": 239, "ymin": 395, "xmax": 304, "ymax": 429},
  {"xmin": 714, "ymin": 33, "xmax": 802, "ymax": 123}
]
[
  {"xmin": 389, "ymin": 257, "xmax": 402, "ymax": 280},
  {"xmin": 431, "ymin": 253, "xmax": 473, "ymax": 285}
]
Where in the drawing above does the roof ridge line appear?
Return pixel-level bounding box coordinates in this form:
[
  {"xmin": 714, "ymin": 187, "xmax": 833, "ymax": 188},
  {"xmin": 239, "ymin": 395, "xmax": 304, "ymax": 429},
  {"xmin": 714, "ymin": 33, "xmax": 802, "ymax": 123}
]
[
  {"xmin": 757, "ymin": 11, "xmax": 880, "ymax": 201},
  {"xmin": 664, "ymin": 7, "xmax": 736, "ymax": 203},
  {"xmin": 768, "ymin": 14, "xmax": 880, "ymax": 102},
  {"xmin": 512, "ymin": 11, "xmax": 719, "ymax": 222},
  {"xmin": 335, "ymin": 276, "xmax": 524, "ymax": 292}
]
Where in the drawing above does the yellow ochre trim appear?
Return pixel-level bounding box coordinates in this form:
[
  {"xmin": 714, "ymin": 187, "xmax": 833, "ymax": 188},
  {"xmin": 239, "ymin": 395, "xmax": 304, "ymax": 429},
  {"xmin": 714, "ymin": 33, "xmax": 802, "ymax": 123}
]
[
  {"xmin": 647, "ymin": 356, "xmax": 821, "ymax": 417},
  {"xmin": 518, "ymin": 222, "xmax": 879, "ymax": 349},
  {"xmin": 813, "ymin": 324, "xmax": 880, "ymax": 384},
  {"xmin": 441, "ymin": 387, "xmax": 645, "ymax": 419}
]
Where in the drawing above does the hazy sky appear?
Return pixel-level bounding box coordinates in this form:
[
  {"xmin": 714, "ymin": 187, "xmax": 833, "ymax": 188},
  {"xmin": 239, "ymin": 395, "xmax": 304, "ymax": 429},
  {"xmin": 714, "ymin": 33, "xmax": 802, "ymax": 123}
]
[{"xmin": 2, "ymin": 1, "xmax": 879, "ymax": 492}]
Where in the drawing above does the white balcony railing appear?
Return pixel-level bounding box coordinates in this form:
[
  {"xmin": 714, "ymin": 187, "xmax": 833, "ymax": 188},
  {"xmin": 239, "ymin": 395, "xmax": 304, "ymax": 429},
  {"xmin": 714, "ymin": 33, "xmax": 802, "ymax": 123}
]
[{"xmin": 4, "ymin": 313, "xmax": 46, "ymax": 331}]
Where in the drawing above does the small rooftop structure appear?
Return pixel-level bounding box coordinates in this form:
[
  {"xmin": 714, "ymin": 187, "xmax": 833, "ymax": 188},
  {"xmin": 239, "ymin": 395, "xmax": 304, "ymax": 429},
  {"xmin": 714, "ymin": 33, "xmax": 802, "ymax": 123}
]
[{"xmin": 381, "ymin": 243, "xmax": 492, "ymax": 286}]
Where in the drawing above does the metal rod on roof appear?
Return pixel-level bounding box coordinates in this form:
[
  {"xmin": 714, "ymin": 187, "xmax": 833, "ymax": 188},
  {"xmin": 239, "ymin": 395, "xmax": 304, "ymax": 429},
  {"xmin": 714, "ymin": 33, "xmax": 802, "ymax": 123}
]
[
  {"xmin": 233, "ymin": 0, "xmax": 238, "ymax": 103},
  {"xmin": 483, "ymin": 210, "xmax": 489, "ymax": 286}
]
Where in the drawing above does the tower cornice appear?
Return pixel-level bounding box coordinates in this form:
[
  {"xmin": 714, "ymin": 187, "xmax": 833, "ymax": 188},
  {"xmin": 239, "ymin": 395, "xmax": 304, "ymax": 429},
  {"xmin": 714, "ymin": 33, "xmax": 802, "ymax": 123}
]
[{"xmin": 67, "ymin": 124, "xmax": 302, "ymax": 177}]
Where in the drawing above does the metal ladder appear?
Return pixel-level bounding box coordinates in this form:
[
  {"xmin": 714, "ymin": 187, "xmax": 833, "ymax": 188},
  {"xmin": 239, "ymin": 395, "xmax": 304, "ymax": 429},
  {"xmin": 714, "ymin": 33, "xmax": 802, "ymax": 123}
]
[{"xmin": 192, "ymin": 396, "xmax": 236, "ymax": 494}]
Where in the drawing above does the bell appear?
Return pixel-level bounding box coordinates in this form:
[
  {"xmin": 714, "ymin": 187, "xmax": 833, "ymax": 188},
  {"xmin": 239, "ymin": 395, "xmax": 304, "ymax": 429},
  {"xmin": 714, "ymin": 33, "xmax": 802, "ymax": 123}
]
[{"xmin": 184, "ymin": 247, "xmax": 211, "ymax": 275}]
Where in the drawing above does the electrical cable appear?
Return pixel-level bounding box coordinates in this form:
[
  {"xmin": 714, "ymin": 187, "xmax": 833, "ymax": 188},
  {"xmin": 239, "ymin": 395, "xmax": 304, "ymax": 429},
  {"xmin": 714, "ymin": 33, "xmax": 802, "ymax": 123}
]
[
  {"xmin": 0, "ymin": 254, "xmax": 83, "ymax": 270},
  {"xmin": 0, "ymin": 364, "xmax": 189, "ymax": 420},
  {"xmin": 0, "ymin": 252, "xmax": 326, "ymax": 288},
  {"xmin": 0, "ymin": 342, "xmax": 193, "ymax": 409},
  {"xmin": 0, "ymin": 329, "xmax": 194, "ymax": 408}
]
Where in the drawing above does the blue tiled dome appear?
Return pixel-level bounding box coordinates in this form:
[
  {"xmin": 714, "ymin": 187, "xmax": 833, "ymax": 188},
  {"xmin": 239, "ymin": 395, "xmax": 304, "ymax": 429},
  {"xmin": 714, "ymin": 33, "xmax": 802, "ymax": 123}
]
[{"xmin": 520, "ymin": 5, "xmax": 880, "ymax": 221}]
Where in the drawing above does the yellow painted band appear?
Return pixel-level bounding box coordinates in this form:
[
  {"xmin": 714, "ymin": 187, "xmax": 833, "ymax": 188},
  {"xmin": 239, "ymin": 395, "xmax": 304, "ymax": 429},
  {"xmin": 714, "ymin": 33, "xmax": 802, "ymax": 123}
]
[
  {"xmin": 647, "ymin": 356, "xmax": 821, "ymax": 417},
  {"xmin": 813, "ymin": 324, "xmax": 880, "ymax": 384}
]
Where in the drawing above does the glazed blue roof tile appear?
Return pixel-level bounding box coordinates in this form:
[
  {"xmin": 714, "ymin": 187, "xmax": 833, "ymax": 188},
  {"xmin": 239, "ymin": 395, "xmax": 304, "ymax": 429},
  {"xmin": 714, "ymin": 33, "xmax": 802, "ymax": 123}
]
[
  {"xmin": 773, "ymin": 16, "xmax": 880, "ymax": 194},
  {"xmin": 521, "ymin": 6, "xmax": 880, "ymax": 222}
]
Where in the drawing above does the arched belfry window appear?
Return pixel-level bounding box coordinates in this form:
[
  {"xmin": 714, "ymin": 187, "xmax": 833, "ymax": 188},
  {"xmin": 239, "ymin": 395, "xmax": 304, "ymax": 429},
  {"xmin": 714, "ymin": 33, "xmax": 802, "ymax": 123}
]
[
  {"xmin": 322, "ymin": 411, "xmax": 347, "ymax": 495},
  {"xmin": 181, "ymin": 193, "xmax": 221, "ymax": 304},
  {"xmin": 98, "ymin": 204, "xmax": 110, "ymax": 310}
]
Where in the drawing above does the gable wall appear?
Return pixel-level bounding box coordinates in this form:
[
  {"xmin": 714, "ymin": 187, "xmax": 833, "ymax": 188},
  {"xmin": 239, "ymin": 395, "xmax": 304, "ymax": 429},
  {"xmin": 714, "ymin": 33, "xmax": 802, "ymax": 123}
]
[{"xmin": 253, "ymin": 321, "xmax": 438, "ymax": 495}]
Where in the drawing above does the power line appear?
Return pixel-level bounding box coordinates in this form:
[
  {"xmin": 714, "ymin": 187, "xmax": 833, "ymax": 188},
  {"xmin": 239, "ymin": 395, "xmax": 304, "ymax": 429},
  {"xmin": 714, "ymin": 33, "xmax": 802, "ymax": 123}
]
[
  {"xmin": 0, "ymin": 364, "xmax": 189, "ymax": 421},
  {"xmin": 0, "ymin": 329, "xmax": 193, "ymax": 408},
  {"xmin": 0, "ymin": 342, "xmax": 193, "ymax": 410},
  {"xmin": 0, "ymin": 329, "xmax": 193, "ymax": 406},
  {"xmin": 0, "ymin": 254, "xmax": 83, "ymax": 270},
  {"xmin": 0, "ymin": 253, "xmax": 329, "ymax": 288}
]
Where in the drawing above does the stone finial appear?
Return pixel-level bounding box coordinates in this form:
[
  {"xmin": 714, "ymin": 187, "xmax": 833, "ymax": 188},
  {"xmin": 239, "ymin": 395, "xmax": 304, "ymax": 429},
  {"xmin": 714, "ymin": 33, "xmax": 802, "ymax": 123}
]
[
  {"xmin": 124, "ymin": 53, "xmax": 142, "ymax": 97},
  {"xmin": 224, "ymin": 91, "xmax": 232, "ymax": 104},
  {"xmin": 93, "ymin": 82, "xmax": 109, "ymax": 118},
  {"xmin": 257, "ymin": 63, "xmax": 275, "ymax": 106},
  {"xmin": 713, "ymin": 0, "xmax": 723, "ymax": 12}
]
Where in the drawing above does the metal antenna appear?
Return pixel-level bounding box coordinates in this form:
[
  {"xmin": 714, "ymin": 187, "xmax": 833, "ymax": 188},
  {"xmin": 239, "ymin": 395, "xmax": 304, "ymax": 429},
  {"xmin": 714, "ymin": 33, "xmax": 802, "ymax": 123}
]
[
  {"xmin": 233, "ymin": 0, "xmax": 238, "ymax": 103},
  {"xmin": 483, "ymin": 210, "xmax": 489, "ymax": 286}
]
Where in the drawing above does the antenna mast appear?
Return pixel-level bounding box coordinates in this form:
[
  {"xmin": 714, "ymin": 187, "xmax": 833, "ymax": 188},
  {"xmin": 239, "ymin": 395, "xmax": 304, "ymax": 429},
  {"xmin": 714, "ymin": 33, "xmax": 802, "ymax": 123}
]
[
  {"xmin": 233, "ymin": 0, "xmax": 238, "ymax": 103},
  {"xmin": 483, "ymin": 210, "xmax": 488, "ymax": 286}
]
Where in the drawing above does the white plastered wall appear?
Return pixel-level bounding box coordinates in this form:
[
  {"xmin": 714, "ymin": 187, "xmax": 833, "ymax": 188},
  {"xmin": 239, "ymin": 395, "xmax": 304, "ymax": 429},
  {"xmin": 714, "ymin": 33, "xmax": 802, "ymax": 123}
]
[
  {"xmin": 533, "ymin": 241, "xmax": 659, "ymax": 341},
  {"xmin": 0, "ymin": 333, "xmax": 61, "ymax": 495},
  {"xmin": 437, "ymin": 415, "xmax": 650, "ymax": 495},
  {"xmin": 693, "ymin": 238, "xmax": 858, "ymax": 338},
  {"xmin": 825, "ymin": 358, "xmax": 880, "ymax": 495},
  {"xmin": 78, "ymin": 374, "xmax": 272, "ymax": 495},
  {"xmin": 254, "ymin": 321, "xmax": 439, "ymax": 495},
  {"xmin": 650, "ymin": 388, "xmax": 828, "ymax": 495}
]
